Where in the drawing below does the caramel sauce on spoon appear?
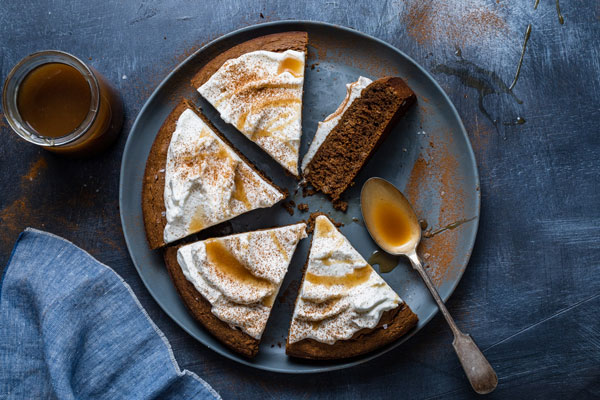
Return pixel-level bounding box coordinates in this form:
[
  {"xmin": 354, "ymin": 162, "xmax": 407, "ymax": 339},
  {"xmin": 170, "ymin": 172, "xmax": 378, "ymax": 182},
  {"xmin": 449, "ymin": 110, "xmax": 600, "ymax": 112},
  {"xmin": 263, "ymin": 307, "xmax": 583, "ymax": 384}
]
[
  {"xmin": 360, "ymin": 178, "xmax": 420, "ymax": 254},
  {"xmin": 360, "ymin": 177, "xmax": 497, "ymax": 394},
  {"xmin": 17, "ymin": 63, "xmax": 91, "ymax": 138}
]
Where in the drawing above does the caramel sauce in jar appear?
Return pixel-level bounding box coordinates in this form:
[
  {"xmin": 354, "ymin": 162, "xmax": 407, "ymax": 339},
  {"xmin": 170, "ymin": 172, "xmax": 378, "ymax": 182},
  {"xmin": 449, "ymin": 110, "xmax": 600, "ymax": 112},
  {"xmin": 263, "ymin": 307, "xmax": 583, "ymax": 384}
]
[
  {"xmin": 17, "ymin": 63, "xmax": 91, "ymax": 138},
  {"xmin": 3, "ymin": 51, "xmax": 123, "ymax": 156}
]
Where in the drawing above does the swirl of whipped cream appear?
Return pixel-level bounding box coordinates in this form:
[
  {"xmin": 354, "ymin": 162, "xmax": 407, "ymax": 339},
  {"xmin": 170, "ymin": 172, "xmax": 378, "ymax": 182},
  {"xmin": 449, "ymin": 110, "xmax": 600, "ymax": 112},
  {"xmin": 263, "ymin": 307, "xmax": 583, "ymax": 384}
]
[
  {"xmin": 288, "ymin": 216, "xmax": 400, "ymax": 345},
  {"xmin": 178, "ymin": 223, "xmax": 307, "ymax": 339},
  {"xmin": 163, "ymin": 108, "xmax": 284, "ymax": 244},
  {"xmin": 198, "ymin": 50, "xmax": 305, "ymax": 175}
]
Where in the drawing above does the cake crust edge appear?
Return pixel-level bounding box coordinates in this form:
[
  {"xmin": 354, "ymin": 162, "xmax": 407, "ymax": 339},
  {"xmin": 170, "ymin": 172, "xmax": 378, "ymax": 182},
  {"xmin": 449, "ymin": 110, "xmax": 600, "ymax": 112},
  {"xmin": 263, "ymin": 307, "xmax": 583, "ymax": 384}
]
[
  {"xmin": 142, "ymin": 100, "xmax": 193, "ymax": 250},
  {"xmin": 286, "ymin": 304, "xmax": 418, "ymax": 360},
  {"xmin": 191, "ymin": 31, "xmax": 309, "ymax": 88}
]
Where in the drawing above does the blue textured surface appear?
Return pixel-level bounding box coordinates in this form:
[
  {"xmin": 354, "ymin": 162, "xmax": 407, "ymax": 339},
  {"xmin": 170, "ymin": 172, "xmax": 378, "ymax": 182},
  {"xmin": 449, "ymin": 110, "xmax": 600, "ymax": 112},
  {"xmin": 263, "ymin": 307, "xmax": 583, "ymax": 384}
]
[{"xmin": 1, "ymin": 1, "xmax": 599, "ymax": 398}]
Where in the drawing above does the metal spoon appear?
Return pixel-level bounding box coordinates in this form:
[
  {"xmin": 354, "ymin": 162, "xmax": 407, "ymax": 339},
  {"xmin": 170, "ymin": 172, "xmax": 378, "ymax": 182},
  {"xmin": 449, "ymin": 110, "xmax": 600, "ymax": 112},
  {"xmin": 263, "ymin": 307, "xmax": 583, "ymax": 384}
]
[{"xmin": 361, "ymin": 177, "xmax": 497, "ymax": 395}]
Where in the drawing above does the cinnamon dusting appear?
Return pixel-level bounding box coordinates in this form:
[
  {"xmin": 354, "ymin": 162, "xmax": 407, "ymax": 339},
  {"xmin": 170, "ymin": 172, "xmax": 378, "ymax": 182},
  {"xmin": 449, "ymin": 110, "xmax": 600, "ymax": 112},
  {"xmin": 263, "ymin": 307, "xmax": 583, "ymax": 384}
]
[
  {"xmin": 404, "ymin": 134, "xmax": 468, "ymax": 286},
  {"xmin": 403, "ymin": 2, "xmax": 508, "ymax": 47}
]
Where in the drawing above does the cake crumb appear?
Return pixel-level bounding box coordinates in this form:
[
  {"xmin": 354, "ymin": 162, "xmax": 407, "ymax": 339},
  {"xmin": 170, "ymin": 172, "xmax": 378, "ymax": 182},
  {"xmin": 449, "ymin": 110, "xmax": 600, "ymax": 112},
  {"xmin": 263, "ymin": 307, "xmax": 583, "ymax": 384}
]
[
  {"xmin": 282, "ymin": 201, "xmax": 296, "ymax": 215},
  {"xmin": 333, "ymin": 200, "xmax": 348, "ymax": 212},
  {"xmin": 297, "ymin": 203, "xmax": 309, "ymax": 212},
  {"xmin": 302, "ymin": 187, "xmax": 317, "ymax": 197},
  {"xmin": 277, "ymin": 342, "xmax": 282, "ymax": 348}
]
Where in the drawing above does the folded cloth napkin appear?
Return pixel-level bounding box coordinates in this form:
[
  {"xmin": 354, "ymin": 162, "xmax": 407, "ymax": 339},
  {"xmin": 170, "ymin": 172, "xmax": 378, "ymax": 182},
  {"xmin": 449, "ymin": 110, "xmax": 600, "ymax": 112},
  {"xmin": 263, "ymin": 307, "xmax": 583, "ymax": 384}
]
[{"xmin": 0, "ymin": 228, "xmax": 220, "ymax": 400}]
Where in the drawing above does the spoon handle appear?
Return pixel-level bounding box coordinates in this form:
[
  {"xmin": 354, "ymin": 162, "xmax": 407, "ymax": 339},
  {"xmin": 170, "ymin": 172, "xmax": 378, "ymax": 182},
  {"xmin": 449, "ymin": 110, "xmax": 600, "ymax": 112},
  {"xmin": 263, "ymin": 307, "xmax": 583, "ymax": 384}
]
[{"xmin": 407, "ymin": 251, "xmax": 498, "ymax": 394}]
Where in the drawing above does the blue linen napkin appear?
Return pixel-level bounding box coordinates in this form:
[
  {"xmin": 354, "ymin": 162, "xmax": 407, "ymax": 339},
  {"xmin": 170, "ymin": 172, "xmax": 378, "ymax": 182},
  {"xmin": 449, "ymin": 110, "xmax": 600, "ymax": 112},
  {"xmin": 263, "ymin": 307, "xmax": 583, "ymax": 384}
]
[{"xmin": 0, "ymin": 228, "xmax": 220, "ymax": 400}]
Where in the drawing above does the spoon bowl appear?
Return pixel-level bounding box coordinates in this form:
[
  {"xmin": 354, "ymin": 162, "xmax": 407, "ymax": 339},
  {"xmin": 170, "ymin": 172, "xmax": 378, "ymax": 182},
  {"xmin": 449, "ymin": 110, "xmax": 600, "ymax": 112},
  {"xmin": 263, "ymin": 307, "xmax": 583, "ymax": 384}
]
[
  {"xmin": 361, "ymin": 177, "xmax": 421, "ymax": 256},
  {"xmin": 360, "ymin": 177, "xmax": 497, "ymax": 395}
]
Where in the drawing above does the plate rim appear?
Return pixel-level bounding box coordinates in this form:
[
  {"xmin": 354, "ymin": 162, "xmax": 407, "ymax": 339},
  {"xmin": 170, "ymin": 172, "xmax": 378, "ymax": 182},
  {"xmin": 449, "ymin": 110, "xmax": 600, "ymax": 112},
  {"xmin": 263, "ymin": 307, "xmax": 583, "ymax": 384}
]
[{"xmin": 119, "ymin": 20, "xmax": 480, "ymax": 374}]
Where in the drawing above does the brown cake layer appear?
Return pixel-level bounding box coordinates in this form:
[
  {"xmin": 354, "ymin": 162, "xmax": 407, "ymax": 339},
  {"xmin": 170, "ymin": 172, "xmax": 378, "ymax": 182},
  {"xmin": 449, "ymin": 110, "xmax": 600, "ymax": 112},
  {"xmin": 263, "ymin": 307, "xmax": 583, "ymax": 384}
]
[
  {"xmin": 191, "ymin": 31, "xmax": 308, "ymax": 88},
  {"xmin": 141, "ymin": 100, "xmax": 286, "ymax": 250},
  {"xmin": 303, "ymin": 77, "xmax": 417, "ymax": 202},
  {"xmin": 163, "ymin": 246, "xmax": 260, "ymax": 358},
  {"xmin": 286, "ymin": 303, "xmax": 418, "ymax": 360}
]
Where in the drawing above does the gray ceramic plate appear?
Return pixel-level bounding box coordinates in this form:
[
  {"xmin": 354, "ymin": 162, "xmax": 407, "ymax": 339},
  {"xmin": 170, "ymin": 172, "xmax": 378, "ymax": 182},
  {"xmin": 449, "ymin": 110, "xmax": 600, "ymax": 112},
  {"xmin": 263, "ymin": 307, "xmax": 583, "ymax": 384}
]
[{"xmin": 119, "ymin": 21, "xmax": 479, "ymax": 373}]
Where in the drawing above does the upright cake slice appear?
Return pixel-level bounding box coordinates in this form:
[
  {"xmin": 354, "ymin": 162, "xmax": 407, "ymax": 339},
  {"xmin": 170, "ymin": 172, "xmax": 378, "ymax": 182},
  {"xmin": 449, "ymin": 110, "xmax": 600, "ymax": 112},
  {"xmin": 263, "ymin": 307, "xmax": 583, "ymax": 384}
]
[
  {"xmin": 195, "ymin": 32, "xmax": 308, "ymax": 176},
  {"xmin": 302, "ymin": 76, "xmax": 416, "ymax": 204},
  {"xmin": 164, "ymin": 223, "xmax": 308, "ymax": 357},
  {"xmin": 286, "ymin": 216, "xmax": 418, "ymax": 360},
  {"xmin": 142, "ymin": 101, "xmax": 285, "ymax": 249}
]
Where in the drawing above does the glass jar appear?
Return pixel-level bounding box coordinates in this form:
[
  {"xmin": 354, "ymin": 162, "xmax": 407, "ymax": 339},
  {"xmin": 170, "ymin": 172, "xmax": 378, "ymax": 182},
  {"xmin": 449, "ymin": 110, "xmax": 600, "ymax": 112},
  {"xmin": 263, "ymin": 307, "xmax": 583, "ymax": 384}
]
[{"xmin": 2, "ymin": 50, "xmax": 123, "ymax": 157}]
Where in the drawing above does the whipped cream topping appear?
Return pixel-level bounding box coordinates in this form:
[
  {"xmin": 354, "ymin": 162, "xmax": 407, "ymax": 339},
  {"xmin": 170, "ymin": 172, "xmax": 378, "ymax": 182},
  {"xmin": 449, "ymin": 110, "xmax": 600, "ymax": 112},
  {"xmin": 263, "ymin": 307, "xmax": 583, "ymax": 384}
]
[
  {"xmin": 288, "ymin": 216, "xmax": 400, "ymax": 345},
  {"xmin": 198, "ymin": 50, "xmax": 305, "ymax": 176},
  {"xmin": 163, "ymin": 108, "xmax": 284, "ymax": 244},
  {"xmin": 301, "ymin": 76, "xmax": 372, "ymax": 172},
  {"xmin": 177, "ymin": 223, "xmax": 307, "ymax": 339}
]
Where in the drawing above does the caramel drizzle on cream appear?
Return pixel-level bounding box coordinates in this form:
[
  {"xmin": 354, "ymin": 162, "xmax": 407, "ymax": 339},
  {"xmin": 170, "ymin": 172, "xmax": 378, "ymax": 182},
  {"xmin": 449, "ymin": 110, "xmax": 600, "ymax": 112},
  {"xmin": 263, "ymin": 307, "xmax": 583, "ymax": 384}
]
[
  {"xmin": 323, "ymin": 80, "xmax": 361, "ymax": 123},
  {"xmin": 305, "ymin": 265, "xmax": 372, "ymax": 288},
  {"xmin": 277, "ymin": 56, "xmax": 304, "ymax": 77},
  {"xmin": 205, "ymin": 239, "xmax": 273, "ymax": 291}
]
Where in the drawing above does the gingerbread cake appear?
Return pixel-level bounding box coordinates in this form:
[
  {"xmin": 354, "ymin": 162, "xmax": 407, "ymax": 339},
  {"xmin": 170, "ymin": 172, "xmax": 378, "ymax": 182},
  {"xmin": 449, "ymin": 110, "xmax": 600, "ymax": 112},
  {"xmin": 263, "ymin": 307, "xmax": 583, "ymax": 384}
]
[
  {"xmin": 195, "ymin": 32, "xmax": 308, "ymax": 176},
  {"xmin": 164, "ymin": 223, "xmax": 308, "ymax": 357},
  {"xmin": 302, "ymin": 76, "xmax": 416, "ymax": 203},
  {"xmin": 286, "ymin": 215, "xmax": 418, "ymax": 360},
  {"xmin": 142, "ymin": 100, "xmax": 285, "ymax": 249}
]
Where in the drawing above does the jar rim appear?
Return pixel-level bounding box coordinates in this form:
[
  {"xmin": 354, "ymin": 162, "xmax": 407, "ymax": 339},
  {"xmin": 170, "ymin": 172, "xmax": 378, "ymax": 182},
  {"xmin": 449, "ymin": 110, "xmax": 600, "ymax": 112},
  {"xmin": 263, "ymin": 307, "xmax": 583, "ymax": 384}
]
[{"xmin": 2, "ymin": 50, "xmax": 100, "ymax": 147}]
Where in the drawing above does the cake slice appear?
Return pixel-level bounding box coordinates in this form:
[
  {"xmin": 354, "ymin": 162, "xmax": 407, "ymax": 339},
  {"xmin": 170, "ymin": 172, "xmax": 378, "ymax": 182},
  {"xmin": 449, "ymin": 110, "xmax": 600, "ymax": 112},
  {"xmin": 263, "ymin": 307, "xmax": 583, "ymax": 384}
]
[
  {"xmin": 302, "ymin": 76, "xmax": 416, "ymax": 205},
  {"xmin": 195, "ymin": 32, "xmax": 308, "ymax": 176},
  {"xmin": 142, "ymin": 100, "xmax": 286, "ymax": 249},
  {"xmin": 286, "ymin": 215, "xmax": 418, "ymax": 360},
  {"xmin": 164, "ymin": 222, "xmax": 308, "ymax": 357}
]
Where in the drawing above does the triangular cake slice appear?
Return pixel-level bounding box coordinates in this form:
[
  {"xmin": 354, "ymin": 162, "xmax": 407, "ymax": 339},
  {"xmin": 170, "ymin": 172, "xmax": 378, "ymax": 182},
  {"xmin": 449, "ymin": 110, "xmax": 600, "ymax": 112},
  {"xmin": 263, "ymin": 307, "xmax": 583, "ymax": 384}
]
[
  {"xmin": 286, "ymin": 215, "xmax": 418, "ymax": 360},
  {"xmin": 142, "ymin": 100, "xmax": 286, "ymax": 249},
  {"xmin": 302, "ymin": 76, "xmax": 416, "ymax": 205},
  {"xmin": 195, "ymin": 32, "xmax": 308, "ymax": 176},
  {"xmin": 164, "ymin": 223, "xmax": 308, "ymax": 357}
]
